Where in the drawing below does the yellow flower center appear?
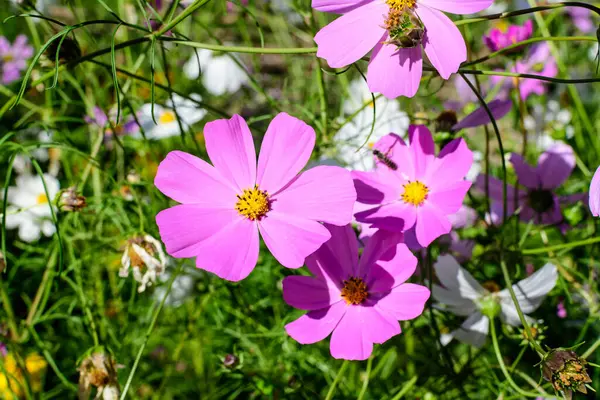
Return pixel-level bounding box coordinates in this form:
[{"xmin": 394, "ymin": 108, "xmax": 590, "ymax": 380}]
[
  {"xmin": 3, "ymin": 54, "xmax": 14, "ymax": 62},
  {"xmin": 482, "ymin": 280, "xmax": 501, "ymax": 293},
  {"xmin": 401, "ymin": 181, "xmax": 429, "ymax": 206},
  {"xmin": 235, "ymin": 185, "xmax": 270, "ymax": 221},
  {"xmin": 36, "ymin": 194, "xmax": 49, "ymax": 205},
  {"xmin": 159, "ymin": 111, "xmax": 176, "ymax": 124},
  {"xmin": 341, "ymin": 277, "xmax": 368, "ymax": 305},
  {"xmin": 386, "ymin": 0, "xmax": 416, "ymax": 11}
]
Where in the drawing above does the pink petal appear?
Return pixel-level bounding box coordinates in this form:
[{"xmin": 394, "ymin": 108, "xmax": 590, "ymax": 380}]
[
  {"xmin": 285, "ymin": 301, "xmax": 347, "ymax": 344},
  {"xmin": 452, "ymin": 99, "xmax": 513, "ymax": 131},
  {"xmin": 408, "ymin": 125, "xmax": 435, "ymax": 179},
  {"xmin": 368, "ymin": 38, "xmax": 423, "ymax": 98},
  {"xmin": 154, "ymin": 151, "xmax": 236, "ymax": 205},
  {"xmin": 283, "ymin": 276, "xmax": 341, "ymax": 310},
  {"xmin": 510, "ymin": 153, "xmax": 539, "ymax": 189},
  {"xmin": 375, "ymin": 283, "xmax": 430, "ymax": 320},
  {"xmin": 428, "ymin": 181, "xmax": 472, "ymax": 214},
  {"xmin": 156, "ymin": 205, "xmax": 239, "ymax": 258},
  {"xmin": 272, "ymin": 166, "xmax": 356, "ymax": 225},
  {"xmin": 374, "ymin": 134, "xmax": 415, "ymax": 179},
  {"xmin": 426, "ymin": 138, "xmax": 473, "ymax": 190},
  {"xmin": 204, "ymin": 114, "xmax": 257, "ymax": 191},
  {"xmin": 352, "ymin": 170, "xmax": 402, "ymax": 205},
  {"xmin": 256, "ymin": 113, "xmax": 316, "ymax": 194},
  {"xmin": 354, "ymin": 202, "xmax": 417, "ymax": 232},
  {"xmin": 418, "ymin": 0, "xmax": 494, "ymax": 14},
  {"xmin": 314, "ymin": 1, "xmax": 387, "ymax": 68},
  {"xmin": 194, "ymin": 217, "xmax": 259, "ymax": 281},
  {"xmin": 312, "ymin": 0, "xmax": 374, "ymax": 13},
  {"xmin": 590, "ymin": 166, "xmax": 600, "ymax": 217},
  {"xmin": 359, "ymin": 229, "xmax": 405, "ymax": 275},
  {"xmin": 329, "ymin": 306, "xmax": 372, "ymax": 360},
  {"xmin": 415, "ymin": 204, "xmax": 451, "ymax": 246},
  {"xmin": 362, "ymin": 305, "xmax": 401, "ymax": 344},
  {"xmin": 537, "ymin": 142, "xmax": 575, "ymax": 189},
  {"xmin": 417, "ymin": 5, "xmax": 466, "ymax": 79},
  {"xmin": 364, "ymin": 241, "xmax": 418, "ymax": 292},
  {"xmin": 258, "ymin": 211, "xmax": 331, "ymax": 268},
  {"xmin": 306, "ymin": 224, "xmax": 359, "ymax": 287}
]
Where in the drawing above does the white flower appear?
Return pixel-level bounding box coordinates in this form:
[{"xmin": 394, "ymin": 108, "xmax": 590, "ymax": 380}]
[
  {"xmin": 5, "ymin": 173, "xmax": 60, "ymax": 243},
  {"xmin": 183, "ymin": 49, "xmax": 248, "ymax": 96},
  {"xmin": 466, "ymin": 150, "xmax": 482, "ymax": 182},
  {"xmin": 137, "ymin": 94, "xmax": 206, "ymax": 140},
  {"xmin": 431, "ymin": 255, "xmax": 557, "ymax": 348},
  {"xmin": 120, "ymin": 234, "xmax": 167, "ymax": 293},
  {"xmin": 13, "ymin": 129, "xmax": 53, "ymax": 175},
  {"xmin": 334, "ymin": 79, "xmax": 410, "ymax": 171}
]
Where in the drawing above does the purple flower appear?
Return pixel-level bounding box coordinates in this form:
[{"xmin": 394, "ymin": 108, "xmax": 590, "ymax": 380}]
[
  {"xmin": 557, "ymin": 301, "xmax": 567, "ymax": 319},
  {"xmin": 85, "ymin": 106, "xmax": 139, "ymax": 141},
  {"xmin": 353, "ymin": 125, "xmax": 473, "ymax": 247},
  {"xmin": 477, "ymin": 143, "xmax": 587, "ymax": 225},
  {"xmin": 493, "ymin": 43, "xmax": 558, "ymax": 100},
  {"xmin": 0, "ymin": 342, "xmax": 6, "ymax": 357},
  {"xmin": 284, "ymin": 224, "xmax": 429, "ymax": 360},
  {"xmin": 483, "ymin": 20, "xmax": 534, "ymax": 53},
  {"xmin": 568, "ymin": 7, "xmax": 596, "ymax": 33},
  {"xmin": 0, "ymin": 35, "xmax": 34, "ymax": 84},
  {"xmin": 451, "ymin": 99, "xmax": 513, "ymax": 132}
]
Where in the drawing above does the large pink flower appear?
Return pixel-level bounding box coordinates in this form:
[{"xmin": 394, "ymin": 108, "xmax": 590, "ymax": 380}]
[
  {"xmin": 284, "ymin": 224, "xmax": 429, "ymax": 360},
  {"xmin": 353, "ymin": 125, "xmax": 473, "ymax": 247},
  {"xmin": 312, "ymin": 0, "xmax": 493, "ymax": 98},
  {"xmin": 154, "ymin": 113, "xmax": 357, "ymax": 281}
]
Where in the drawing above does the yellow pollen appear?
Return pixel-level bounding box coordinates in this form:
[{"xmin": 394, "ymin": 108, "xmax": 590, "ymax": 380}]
[
  {"xmin": 482, "ymin": 280, "xmax": 501, "ymax": 293},
  {"xmin": 386, "ymin": 0, "xmax": 416, "ymax": 11},
  {"xmin": 341, "ymin": 277, "xmax": 368, "ymax": 305},
  {"xmin": 159, "ymin": 111, "xmax": 176, "ymax": 124},
  {"xmin": 36, "ymin": 194, "xmax": 49, "ymax": 205},
  {"xmin": 401, "ymin": 181, "xmax": 429, "ymax": 206},
  {"xmin": 235, "ymin": 185, "xmax": 270, "ymax": 221}
]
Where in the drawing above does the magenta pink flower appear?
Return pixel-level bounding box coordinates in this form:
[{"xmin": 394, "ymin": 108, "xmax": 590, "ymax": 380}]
[
  {"xmin": 477, "ymin": 143, "xmax": 587, "ymax": 225},
  {"xmin": 483, "ymin": 20, "xmax": 534, "ymax": 53},
  {"xmin": 590, "ymin": 165, "xmax": 600, "ymax": 217},
  {"xmin": 284, "ymin": 224, "xmax": 429, "ymax": 360},
  {"xmin": 312, "ymin": 0, "xmax": 493, "ymax": 98},
  {"xmin": 353, "ymin": 125, "xmax": 473, "ymax": 247},
  {"xmin": 154, "ymin": 113, "xmax": 357, "ymax": 281}
]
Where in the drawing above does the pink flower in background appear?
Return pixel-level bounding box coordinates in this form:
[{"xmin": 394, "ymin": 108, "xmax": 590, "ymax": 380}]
[
  {"xmin": 567, "ymin": 7, "xmax": 595, "ymax": 33},
  {"xmin": 353, "ymin": 126, "xmax": 473, "ymax": 247},
  {"xmin": 477, "ymin": 143, "xmax": 587, "ymax": 225},
  {"xmin": 590, "ymin": 165, "xmax": 600, "ymax": 216},
  {"xmin": 284, "ymin": 224, "xmax": 429, "ymax": 360},
  {"xmin": 493, "ymin": 43, "xmax": 558, "ymax": 100},
  {"xmin": 483, "ymin": 20, "xmax": 534, "ymax": 53},
  {"xmin": 312, "ymin": 0, "xmax": 493, "ymax": 98},
  {"xmin": 0, "ymin": 35, "xmax": 33, "ymax": 84},
  {"xmin": 154, "ymin": 113, "xmax": 356, "ymax": 281},
  {"xmin": 557, "ymin": 301, "xmax": 567, "ymax": 319},
  {"xmin": 85, "ymin": 106, "xmax": 139, "ymax": 141}
]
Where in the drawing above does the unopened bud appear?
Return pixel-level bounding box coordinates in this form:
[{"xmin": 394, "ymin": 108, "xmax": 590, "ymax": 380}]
[
  {"xmin": 435, "ymin": 110, "xmax": 459, "ymax": 133},
  {"xmin": 541, "ymin": 349, "xmax": 592, "ymax": 399},
  {"xmin": 0, "ymin": 251, "xmax": 5, "ymax": 274},
  {"xmin": 58, "ymin": 187, "xmax": 87, "ymax": 212},
  {"xmin": 223, "ymin": 354, "xmax": 239, "ymax": 369}
]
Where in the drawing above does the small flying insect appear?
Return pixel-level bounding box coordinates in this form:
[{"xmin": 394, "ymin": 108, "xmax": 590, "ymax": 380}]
[{"xmin": 372, "ymin": 149, "xmax": 398, "ymax": 170}]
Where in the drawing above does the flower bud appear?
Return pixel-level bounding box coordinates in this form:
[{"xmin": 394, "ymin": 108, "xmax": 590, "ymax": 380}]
[
  {"xmin": 223, "ymin": 354, "xmax": 239, "ymax": 369},
  {"xmin": 78, "ymin": 351, "xmax": 120, "ymax": 400},
  {"xmin": 541, "ymin": 349, "xmax": 592, "ymax": 399},
  {"xmin": 0, "ymin": 251, "xmax": 5, "ymax": 274},
  {"xmin": 435, "ymin": 110, "xmax": 459, "ymax": 133},
  {"xmin": 57, "ymin": 187, "xmax": 87, "ymax": 212}
]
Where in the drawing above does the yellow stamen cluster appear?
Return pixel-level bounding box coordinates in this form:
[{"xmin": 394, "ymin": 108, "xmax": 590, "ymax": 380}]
[
  {"xmin": 482, "ymin": 280, "xmax": 501, "ymax": 293},
  {"xmin": 341, "ymin": 277, "xmax": 368, "ymax": 305},
  {"xmin": 401, "ymin": 181, "xmax": 429, "ymax": 206},
  {"xmin": 386, "ymin": 0, "xmax": 416, "ymax": 11},
  {"xmin": 36, "ymin": 193, "xmax": 49, "ymax": 205},
  {"xmin": 159, "ymin": 111, "xmax": 176, "ymax": 124},
  {"xmin": 235, "ymin": 185, "xmax": 270, "ymax": 221}
]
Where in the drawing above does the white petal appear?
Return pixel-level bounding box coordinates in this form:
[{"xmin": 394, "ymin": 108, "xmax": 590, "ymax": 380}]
[
  {"xmin": 448, "ymin": 312, "xmax": 489, "ymax": 348},
  {"xmin": 18, "ymin": 216, "xmax": 41, "ymax": 242},
  {"xmin": 499, "ymin": 263, "xmax": 557, "ymax": 314},
  {"xmin": 431, "ymin": 284, "xmax": 477, "ymax": 316},
  {"xmin": 434, "ymin": 255, "xmax": 485, "ymax": 300}
]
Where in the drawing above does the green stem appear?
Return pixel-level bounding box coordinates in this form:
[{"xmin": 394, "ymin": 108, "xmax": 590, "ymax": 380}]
[
  {"xmin": 389, "ymin": 376, "xmax": 418, "ymax": 400},
  {"xmin": 161, "ymin": 39, "xmax": 318, "ymax": 54},
  {"xmin": 521, "ymin": 236, "xmax": 600, "ymax": 254},
  {"xmin": 151, "ymin": 0, "xmax": 212, "ymax": 37},
  {"xmin": 324, "ymin": 360, "xmax": 349, "ymax": 400},
  {"xmin": 357, "ymin": 356, "xmax": 373, "ymax": 400},
  {"xmin": 582, "ymin": 336, "xmax": 600, "ymax": 359},
  {"xmin": 489, "ymin": 317, "xmax": 549, "ymax": 398}
]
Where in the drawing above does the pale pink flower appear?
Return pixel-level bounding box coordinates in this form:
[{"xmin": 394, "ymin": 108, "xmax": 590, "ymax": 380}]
[
  {"xmin": 154, "ymin": 113, "xmax": 356, "ymax": 281},
  {"xmin": 312, "ymin": 0, "xmax": 493, "ymax": 98}
]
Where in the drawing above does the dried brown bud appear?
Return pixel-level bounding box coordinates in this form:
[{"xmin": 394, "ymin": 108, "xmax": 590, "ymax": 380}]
[
  {"xmin": 58, "ymin": 187, "xmax": 87, "ymax": 212},
  {"xmin": 435, "ymin": 110, "xmax": 459, "ymax": 133},
  {"xmin": 223, "ymin": 354, "xmax": 239, "ymax": 369},
  {"xmin": 541, "ymin": 349, "xmax": 592, "ymax": 399},
  {"xmin": 78, "ymin": 351, "xmax": 120, "ymax": 400},
  {"xmin": 44, "ymin": 35, "xmax": 82, "ymax": 67},
  {"xmin": 0, "ymin": 251, "xmax": 5, "ymax": 274}
]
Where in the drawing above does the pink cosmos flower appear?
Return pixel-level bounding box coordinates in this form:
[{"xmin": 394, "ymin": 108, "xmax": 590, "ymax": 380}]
[
  {"xmin": 283, "ymin": 224, "xmax": 430, "ymax": 360},
  {"xmin": 353, "ymin": 125, "xmax": 473, "ymax": 247},
  {"xmin": 312, "ymin": 0, "xmax": 493, "ymax": 98},
  {"xmin": 483, "ymin": 20, "xmax": 534, "ymax": 53},
  {"xmin": 557, "ymin": 301, "xmax": 567, "ymax": 319},
  {"xmin": 154, "ymin": 113, "xmax": 357, "ymax": 281},
  {"xmin": 590, "ymin": 165, "xmax": 600, "ymax": 216},
  {"xmin": 0, "ymin": 35, "xmax": 34, "ymax": 84},
  {"xmin": 476, "ymin": 143, "xmax": 587, "ymax": 225}
]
